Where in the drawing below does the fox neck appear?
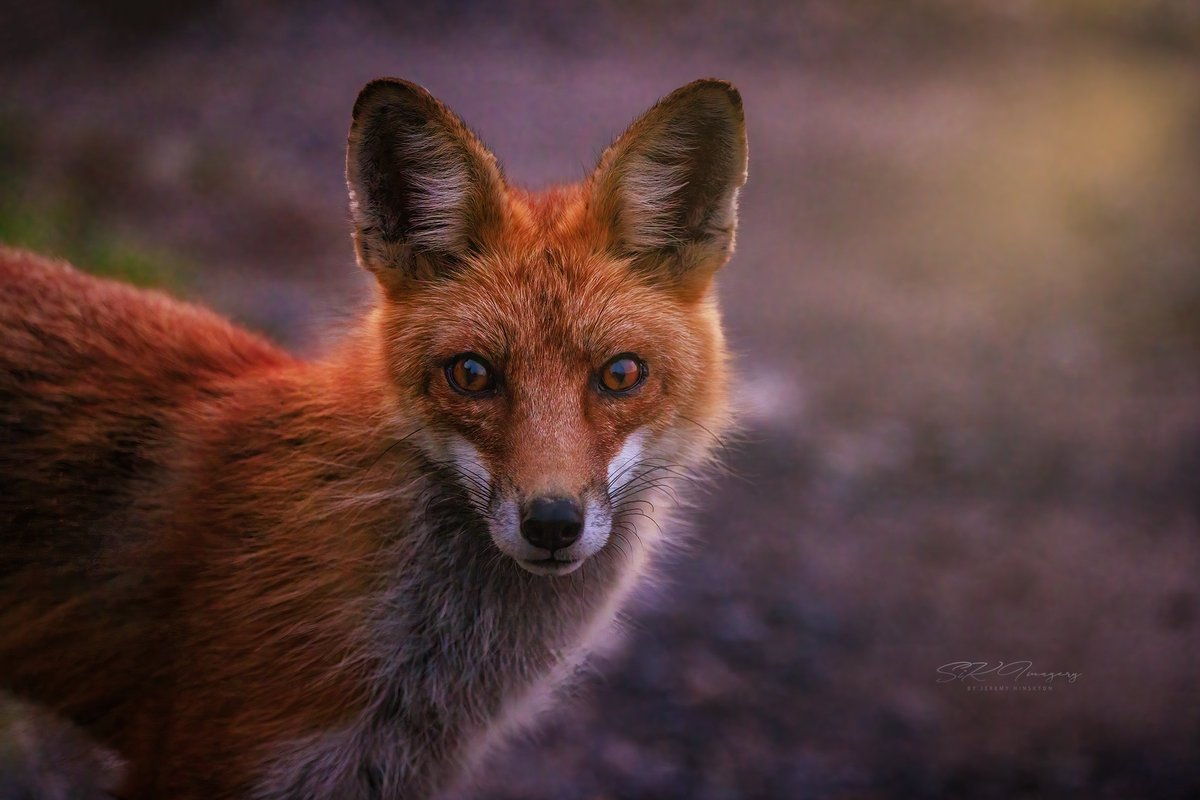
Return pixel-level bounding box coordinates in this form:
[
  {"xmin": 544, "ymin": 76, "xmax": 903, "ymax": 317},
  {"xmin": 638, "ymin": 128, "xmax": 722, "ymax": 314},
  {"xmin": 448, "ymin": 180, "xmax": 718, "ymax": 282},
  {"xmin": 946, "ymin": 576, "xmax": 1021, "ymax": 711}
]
[{"xmin": 255, "ymin": 479, "xmax": 660, "ymax": 799}]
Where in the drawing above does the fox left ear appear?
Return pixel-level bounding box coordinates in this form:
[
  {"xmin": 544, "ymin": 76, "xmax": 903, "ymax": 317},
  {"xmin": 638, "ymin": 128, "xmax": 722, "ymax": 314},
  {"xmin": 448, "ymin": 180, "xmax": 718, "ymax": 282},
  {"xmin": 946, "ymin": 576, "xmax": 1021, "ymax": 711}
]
[
  {"xmin": 346, "ymin": 78, "xmax": 507, "ymax": 294},
  {"xmin": 589, "ymin": 79, "xmax": 748, "ymax": 297}
]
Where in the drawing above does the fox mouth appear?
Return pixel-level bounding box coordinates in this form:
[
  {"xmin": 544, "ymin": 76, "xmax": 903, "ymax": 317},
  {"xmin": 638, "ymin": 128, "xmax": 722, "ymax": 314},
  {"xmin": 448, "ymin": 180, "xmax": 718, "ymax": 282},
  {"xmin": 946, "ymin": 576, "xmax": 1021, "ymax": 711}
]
[
  {"xmin": 480, "ymin": 494, "xmax": 613, "ymax": 577},
  {"xmin": 517, "ymin": 556, "xmax": 586, "ymax": 577}
]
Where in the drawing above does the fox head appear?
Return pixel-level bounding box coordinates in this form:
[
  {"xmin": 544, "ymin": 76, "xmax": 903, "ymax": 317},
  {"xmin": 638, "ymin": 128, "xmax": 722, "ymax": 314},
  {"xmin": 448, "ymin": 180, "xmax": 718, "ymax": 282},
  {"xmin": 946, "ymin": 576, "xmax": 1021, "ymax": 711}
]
[{"xmin": 346, "ymin": 78, "xmax": 747, "ymax": 576}]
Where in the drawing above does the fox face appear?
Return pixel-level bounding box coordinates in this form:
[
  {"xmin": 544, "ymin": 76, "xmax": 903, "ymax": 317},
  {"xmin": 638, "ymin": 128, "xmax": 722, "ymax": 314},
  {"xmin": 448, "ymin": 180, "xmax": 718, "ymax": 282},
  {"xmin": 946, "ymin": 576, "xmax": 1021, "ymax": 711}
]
[{"xmin": 346, "ymin": 79, "xmax": 747, "ymax": 575}]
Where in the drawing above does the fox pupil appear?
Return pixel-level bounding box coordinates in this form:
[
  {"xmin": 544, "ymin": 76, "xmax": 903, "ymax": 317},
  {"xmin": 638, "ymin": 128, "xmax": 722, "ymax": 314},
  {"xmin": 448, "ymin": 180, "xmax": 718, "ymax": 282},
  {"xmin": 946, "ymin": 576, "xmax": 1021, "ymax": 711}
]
[
  {"xmin": 601, "ymin": 355, "xmax": 643, "ymax": 393},
  {"xmin": 450, "ymin": 355, "xmax": 492, "ymax": 393}
]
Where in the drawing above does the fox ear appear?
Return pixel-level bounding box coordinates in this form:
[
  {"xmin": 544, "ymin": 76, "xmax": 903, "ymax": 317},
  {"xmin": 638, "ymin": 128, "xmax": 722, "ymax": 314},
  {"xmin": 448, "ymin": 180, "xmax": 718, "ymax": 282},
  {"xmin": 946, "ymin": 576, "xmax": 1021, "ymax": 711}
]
[
  {"xmin": 590, "ymin": 79, "xmax": 748, "ymax": 296},
  {"xmin": 346, "ymin": 79, "xmax": 506, "ymax": 291}
]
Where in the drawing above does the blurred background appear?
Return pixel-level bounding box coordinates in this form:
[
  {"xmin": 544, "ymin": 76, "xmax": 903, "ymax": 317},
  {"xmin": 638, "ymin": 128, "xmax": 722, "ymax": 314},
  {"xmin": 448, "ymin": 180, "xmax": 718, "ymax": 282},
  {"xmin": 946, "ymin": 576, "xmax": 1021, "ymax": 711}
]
[{"xmin": 1, "ymin": 1, "xmax": 1198, "ymax": 797}]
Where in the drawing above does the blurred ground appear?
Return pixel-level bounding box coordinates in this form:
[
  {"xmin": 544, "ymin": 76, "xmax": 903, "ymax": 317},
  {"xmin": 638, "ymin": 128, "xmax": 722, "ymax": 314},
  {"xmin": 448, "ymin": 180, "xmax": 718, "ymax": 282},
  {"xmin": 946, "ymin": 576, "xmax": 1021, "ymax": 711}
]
[{"xmin": 1, "ymin": 1, "xmax": 1199, "ymax": 798}]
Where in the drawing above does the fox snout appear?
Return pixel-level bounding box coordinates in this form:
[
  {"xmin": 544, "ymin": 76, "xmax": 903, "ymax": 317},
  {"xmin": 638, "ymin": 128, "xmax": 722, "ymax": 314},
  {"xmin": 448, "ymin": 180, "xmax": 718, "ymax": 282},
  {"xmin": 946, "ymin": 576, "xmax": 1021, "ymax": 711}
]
[
  {"xmin": 520, "ymin": 496, "xmax": 583, "ymax": 552},
  {"xmin": 487, "ymin": 483, "xmax": 614, "ymax": 577}
]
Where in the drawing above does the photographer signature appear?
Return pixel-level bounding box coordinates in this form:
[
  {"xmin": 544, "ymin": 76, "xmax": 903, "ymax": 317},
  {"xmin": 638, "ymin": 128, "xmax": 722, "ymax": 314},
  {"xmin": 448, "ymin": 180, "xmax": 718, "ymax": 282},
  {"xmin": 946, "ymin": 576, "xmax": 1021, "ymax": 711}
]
[{"xmin": 936, "ymin": 661, "xmax": 1081, "ymax": 684}]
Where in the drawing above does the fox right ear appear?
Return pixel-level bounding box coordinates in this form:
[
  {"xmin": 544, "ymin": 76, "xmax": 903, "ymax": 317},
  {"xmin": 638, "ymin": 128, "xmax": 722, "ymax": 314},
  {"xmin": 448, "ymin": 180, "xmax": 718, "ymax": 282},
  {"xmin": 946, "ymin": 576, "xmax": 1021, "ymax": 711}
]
[
  {"xmin": 346, "ymin": 79, "xmax": 507, "ymax": 293},
  {"xmin": 589, "ymin": 79, "xmax": 748, "ymax": 299}
]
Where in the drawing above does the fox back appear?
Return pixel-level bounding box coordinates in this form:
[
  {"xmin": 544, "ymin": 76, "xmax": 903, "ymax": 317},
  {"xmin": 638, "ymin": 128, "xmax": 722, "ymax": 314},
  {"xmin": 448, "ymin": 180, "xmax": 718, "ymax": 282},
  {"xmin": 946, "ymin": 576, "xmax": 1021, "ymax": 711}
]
[{"xmin": 0, "ymin": 78, "xmax": 747, "ymax": 799}]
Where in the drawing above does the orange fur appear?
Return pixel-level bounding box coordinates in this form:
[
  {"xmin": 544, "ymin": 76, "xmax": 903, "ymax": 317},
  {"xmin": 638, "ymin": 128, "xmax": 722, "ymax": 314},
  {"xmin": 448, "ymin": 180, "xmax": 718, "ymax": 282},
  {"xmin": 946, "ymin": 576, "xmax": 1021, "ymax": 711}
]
[{"xmin": 0, "ymin": 78, "xmax": 746, "ymax": 798}]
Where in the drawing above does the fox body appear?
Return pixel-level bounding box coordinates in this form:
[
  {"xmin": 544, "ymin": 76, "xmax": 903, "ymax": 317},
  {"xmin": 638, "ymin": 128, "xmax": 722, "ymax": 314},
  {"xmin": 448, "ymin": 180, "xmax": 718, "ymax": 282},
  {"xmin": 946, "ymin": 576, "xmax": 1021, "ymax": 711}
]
[{"xmin": 0, "ymin": 78, "xmax": 747, "ymax": 798}]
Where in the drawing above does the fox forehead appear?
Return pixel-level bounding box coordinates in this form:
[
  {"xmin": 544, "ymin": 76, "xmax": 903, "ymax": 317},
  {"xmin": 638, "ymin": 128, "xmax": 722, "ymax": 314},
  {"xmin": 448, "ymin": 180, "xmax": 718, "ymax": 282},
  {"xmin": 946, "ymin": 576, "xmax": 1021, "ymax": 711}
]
[{"xmin": 389, "ymin": 245, "xmax": 702, "ymax": 375}]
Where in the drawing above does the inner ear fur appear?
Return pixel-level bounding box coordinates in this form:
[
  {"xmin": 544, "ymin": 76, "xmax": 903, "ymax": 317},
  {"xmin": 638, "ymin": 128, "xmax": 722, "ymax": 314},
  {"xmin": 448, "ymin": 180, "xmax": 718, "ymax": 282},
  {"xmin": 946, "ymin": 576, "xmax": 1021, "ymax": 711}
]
[
  {"xmin": 589, "ymin": 79, "xmax": 748, "ymax": 296},
  {"xmin": 346, "ymin": 78, "xmax": 507, "ymax": 291}
]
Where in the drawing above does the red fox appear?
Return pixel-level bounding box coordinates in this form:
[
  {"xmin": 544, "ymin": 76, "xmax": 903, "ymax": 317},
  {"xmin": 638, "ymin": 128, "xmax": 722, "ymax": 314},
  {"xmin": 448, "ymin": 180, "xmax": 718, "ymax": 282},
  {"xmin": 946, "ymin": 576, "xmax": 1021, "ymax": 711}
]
[{"xmin": 0, "ymin": 77, "xmax": 747, "ymax": 798}]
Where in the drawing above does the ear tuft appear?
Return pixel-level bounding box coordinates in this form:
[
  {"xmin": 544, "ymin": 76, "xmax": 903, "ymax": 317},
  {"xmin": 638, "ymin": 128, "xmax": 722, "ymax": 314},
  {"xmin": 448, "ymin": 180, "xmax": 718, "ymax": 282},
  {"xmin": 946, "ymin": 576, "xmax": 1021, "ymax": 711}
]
[
  {"xmin": 346, "ymin": 79, "xmax": 506, "ymax": 290},
  {"xmin": 591, "ymin": 79, "xmax": 748, "ymax": 291}
]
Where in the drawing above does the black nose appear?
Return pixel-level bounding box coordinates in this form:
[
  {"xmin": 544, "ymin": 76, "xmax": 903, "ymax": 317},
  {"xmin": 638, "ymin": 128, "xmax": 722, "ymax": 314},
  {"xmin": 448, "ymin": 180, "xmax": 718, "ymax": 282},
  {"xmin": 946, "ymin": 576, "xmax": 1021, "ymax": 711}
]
[{"xmin": 520, "ymin": 497, "xmax": 583, "ymax": 552}]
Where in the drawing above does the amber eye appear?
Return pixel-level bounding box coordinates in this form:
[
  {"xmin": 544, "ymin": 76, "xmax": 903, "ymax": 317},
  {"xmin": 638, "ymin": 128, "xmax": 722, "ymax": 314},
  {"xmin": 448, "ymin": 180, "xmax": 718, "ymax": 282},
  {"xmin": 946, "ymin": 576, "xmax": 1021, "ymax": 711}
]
[
  {"xmin": 447, "ymin": 354, "xmax": 495, "ymax": 395},
  {"xmin": 599, "ymin": 354, "xmax": 646, "ymax": 394}
]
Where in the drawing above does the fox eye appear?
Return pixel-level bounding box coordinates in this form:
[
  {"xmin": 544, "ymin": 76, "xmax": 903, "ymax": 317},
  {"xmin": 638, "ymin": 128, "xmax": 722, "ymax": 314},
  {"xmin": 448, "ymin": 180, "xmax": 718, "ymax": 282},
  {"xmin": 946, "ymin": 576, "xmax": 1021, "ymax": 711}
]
[
  {"xmin": 599, "ymin": 354, "xmax": 646, "ymax": 395},
  {"xmin": 447, "ymin": 354, "xmax": 495, "ymax": 395}
]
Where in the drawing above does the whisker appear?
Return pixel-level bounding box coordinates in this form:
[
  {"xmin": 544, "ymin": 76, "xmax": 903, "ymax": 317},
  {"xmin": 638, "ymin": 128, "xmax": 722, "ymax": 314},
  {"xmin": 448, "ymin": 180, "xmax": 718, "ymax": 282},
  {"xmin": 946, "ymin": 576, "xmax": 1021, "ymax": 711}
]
[
  {"xmin": 616, "ymin": 497, "xmax": 656, "ymax": 515},
  {"xmin": 367, "ymin": 426, "xmax": 425, "ymax": 474},
  {"xmin": 678, "ymin": 414, "xmax": 731, "ymax": 453},
  {"xmin": 617, "ymin": 507, "xmax": 663, "ymax": 537}
]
